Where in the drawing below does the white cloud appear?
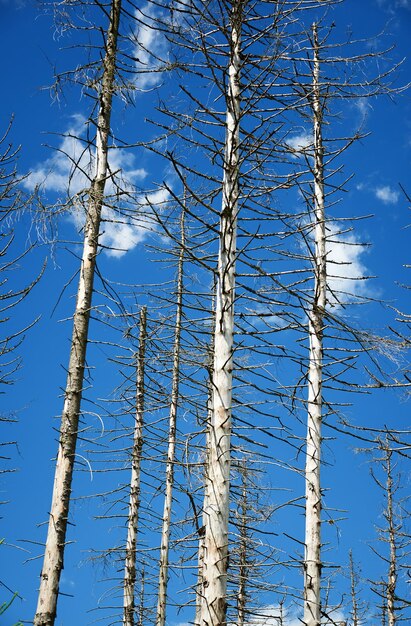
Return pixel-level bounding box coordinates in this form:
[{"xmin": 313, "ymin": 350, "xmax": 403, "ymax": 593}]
[
  {"xmin": 375, "ymin": 185, "xmax": 399, "ymax": 205},
  {"xmin": 326, "ymin": 223, "xmax": 370, "ymax": 307},
  {"xmin": 24, "ymin": 115, "xmax": 147, "ymax": 196},
  {"xmin": 286, "ymin": 132, "xmax": 312, "ymax": 156},
  {"xmin": 100, "ymin": 187, "xmax": 170, "ymax": 258},
  {"xmin": 23, "ymin": 116, "xmax": 171, "ymax": 257},
  {"xmin": 133, "ymin": 2, "xmax": 169, "ymax": 90},
  {"xmin": 355, "ymin": 98, "xmax": 372, "ymax": 117}
]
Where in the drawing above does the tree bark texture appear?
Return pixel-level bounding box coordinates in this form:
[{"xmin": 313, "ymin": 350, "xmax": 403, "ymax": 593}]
[
  {"xmin": 303, "ymin": 23, "xmax": 326, "ymax": 626},
  {"xmin": 199, "ymin": 3, "xmax": 242, "ymax": 625},
  {"xmin": 385, "ymin": 447, "xmax": 397, "ymax": 626},
  {"xmin": 123, "ymin": 306, "xmax": 147, "ymax": 626},
  {"xmin": 156, "ymin": 209, "xmax": 185, "ymax": 626},
  {"xmin": 34, "ymin": 2, "xmax": 121, "ymax": 625},
  {"xmin": 195, "ymin": 334, "xmax": 215, "ymax": 626},
  {"xmin": 237, "ymin": 461, "xmax": 249, "ymax": 626}
]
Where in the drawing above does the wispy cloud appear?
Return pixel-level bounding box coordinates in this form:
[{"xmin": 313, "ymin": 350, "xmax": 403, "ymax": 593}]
[
  {"xmin": 133, "ymin": 2, "xmax": 169, "ymax": 90},
  {"xmin": 374, "ymin": 185, "xmax": 399, "ymax": 205},
  {"xmin": 23, "ymin": 115, "xmax": 170, "ymax": 257},
  {"xmin": 355, "ymin": 98, "xmax": 372, "ymax": 118},
  {"xmin": 376, "ymin": 0, "xmax": 411, "ymax": 12}
]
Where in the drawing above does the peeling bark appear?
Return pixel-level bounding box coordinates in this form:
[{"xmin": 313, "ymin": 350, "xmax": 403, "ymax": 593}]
[{"xmin": 199, "ymin": 2, "xmax": 242, "ymax": 625}]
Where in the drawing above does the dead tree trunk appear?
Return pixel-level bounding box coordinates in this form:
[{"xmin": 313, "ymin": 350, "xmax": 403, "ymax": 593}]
[
  {"xmin": 34, "ymin": 2, "xmax": 121, "ymax": 624},
  {"xmin": 349, "ymin": 551, "xmax": 360, "ymax": 626},
  {"xmin": 382, "ymin": 441, "xmax": 397, "ymax": 626},
  {"xmin": 199, "ymin": 2, "xmax": 242, "ymax": 625},
  {"xmin": 303, "ymin": 23, "xmax": 325, "ymax": 626},
  {"xmin": 124, "ymin": 306, "xmax": 147, "ymax": 626},
  {"xmin": 237, "ymin": 461, "xmax": 249, "ymax": 626},
  {"xmin": 195, "ymin": 330, "xmax": 215, "ymax": 626},
  {"xmin": 156, "ymin": 209, "xmax": 185, "ymax": 626}
]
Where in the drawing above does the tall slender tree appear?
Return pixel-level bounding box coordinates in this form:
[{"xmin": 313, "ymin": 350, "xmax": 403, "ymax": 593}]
[
  {"xmin": 199, "ymin": 2, "xmax": 241, "ymax": 624},
  {"xmin": 303, "ymin": 23, "xmax": 325, "ymax": 626},
  {"xmin": 370, "ymin": 435, "xmax": 411, "ymax": 626},
  {"xmin": 156, "ymin": 207, "xmax": 185, "ymax": 626},
  {"xmin": 34, "ymin": 1, "xmax": 122, "ymax": 623},
  {"xmin": 124, "ymin": 306, "xmax": 147, "ymax": 626}
]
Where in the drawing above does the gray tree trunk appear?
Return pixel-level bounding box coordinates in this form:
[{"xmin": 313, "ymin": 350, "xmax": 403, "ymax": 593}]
[
  {"xmin": 199, "ymin": 2, "xmax": 242, "ymax": 625},
  {"xmin": 123, "ymin": 306, "xmax": 147, "ymax": 626},
  {"xmin": 237, "ymin": 461, "xmax": 249, "ymax": 626},
  {"xmin": 385, "ymin": 446, "xmax": 397, "ymax": 626},
  {"xmin": 156, "ymin": 209, "xmax": 185, "ymax": 626},
  {"xmin": 34, "ymin": 2, "xmax": 121, "ymax": 624},
  {"xmin": 303, "ymin": 23, "xmax": 325, "ymax": 626}
]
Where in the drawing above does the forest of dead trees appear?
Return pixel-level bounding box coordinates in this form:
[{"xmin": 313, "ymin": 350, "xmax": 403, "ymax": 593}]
[{"xmin": 1, "ymin": 1, "xmax": 411, "ymax": 626}]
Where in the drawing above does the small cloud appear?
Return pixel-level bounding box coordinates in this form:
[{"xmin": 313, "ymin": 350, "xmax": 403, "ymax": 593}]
[
  {"xmin": 355, "ymin": 98, "xmax": 372, "ymax": 117},
  {"xmin": 60, "ymin": 573, "xmax": 75, "ymax": 588},
  {"xmin": 286, "ymin": 132, "xmax": 312, "ymax": 157},
  {"xmin": 375, "ymin": 185, "xmax": 399, "ymax": 205},
  {"xmin": 327, "ymin": 223, "xmax": 370, "ymax": 307}
]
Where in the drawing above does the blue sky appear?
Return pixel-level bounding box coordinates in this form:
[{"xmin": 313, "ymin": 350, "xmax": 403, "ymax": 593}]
[{"xmin": 1, "ymin": 0, "xmax": 411, "ymax": 625}]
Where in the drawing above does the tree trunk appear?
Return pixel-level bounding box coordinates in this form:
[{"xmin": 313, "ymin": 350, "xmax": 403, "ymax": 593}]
[
  {"xmin": 123, "ymin": 306, "xmax": 147, "ymax": 626},
  {"xmin": 195, "ymin": 332, "xmax": 215, "ymax": 626},
  {"xmin": 156, "ymin": 208, "xmax": 185, "ymax": 626},
  {"xmin": 303, "ymin": 23, "xmax": 325, "ymax": 626},
  {"xmin": 237, "ymin": 461, "xmax": 249, "ymax": 626},
  {"xmin": 34, "ymin": 2, "xmax": 121, "ymax": 624},
  {"xmin": 385, "ymin": 446, "xmax": 397, "ymax": 626},
  {"xmin": 349, "ymin": 551, "xmax": 359, "ymax": 626},
  {"xmin": 199, "ymin": 2, "xmax": 242, "ymax": 625}
]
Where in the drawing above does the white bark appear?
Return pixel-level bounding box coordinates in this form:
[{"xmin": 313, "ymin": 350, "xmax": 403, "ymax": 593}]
[
  {"xmin": 123, "ymin": 306, "xmax": 147, "ymax": 626},
  {"xmin": 34, "ymin": 2, "xmax": 121, "ymax": 624},
  {"xmin": 156, "ymin": 209, "xmax": 185, "ymax": 626},
  {"xmin": 195, "ymin": 336, "xmax": 214, "ymax": 626},
  {"xmin": 199, "ymin": 2, "xmax": 242, "ymax": 625},
  {"xmin": 304, "ymin": 23, "xmax": 325, "ymax": 626}
]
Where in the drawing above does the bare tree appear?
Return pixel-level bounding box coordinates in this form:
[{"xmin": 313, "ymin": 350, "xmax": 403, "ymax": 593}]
[
  {"xmin": 288, "ymin": 21, "xmax": 407, "ymax": 626},
  {"xmin": 124, "ymin": 306, "xmax": 147, "ymax": 626},
  {"xmin": 156, "ymin": 207, "xmax": 185, "ymax": 626},
  {"xmin": 34, "ymin": 1, "xmax": 122, "ymax": 623},
  {"xmin": 303, "ymin": 23, "xmax": 325, "ymax": 626},
  {"xmin": 0, "ymin": 119, "xmax": 40, "ymax": 394},
  {"xmin": 198, "ymin": 0, "xmax": 241, "ymax": 623},
  {"xmin": 348, "ymin": 550, "xmax": 367, "ymax": 626},
  {"xmin": 370, "ymin": 435, "xmax": 411, "ymax": 626}
]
